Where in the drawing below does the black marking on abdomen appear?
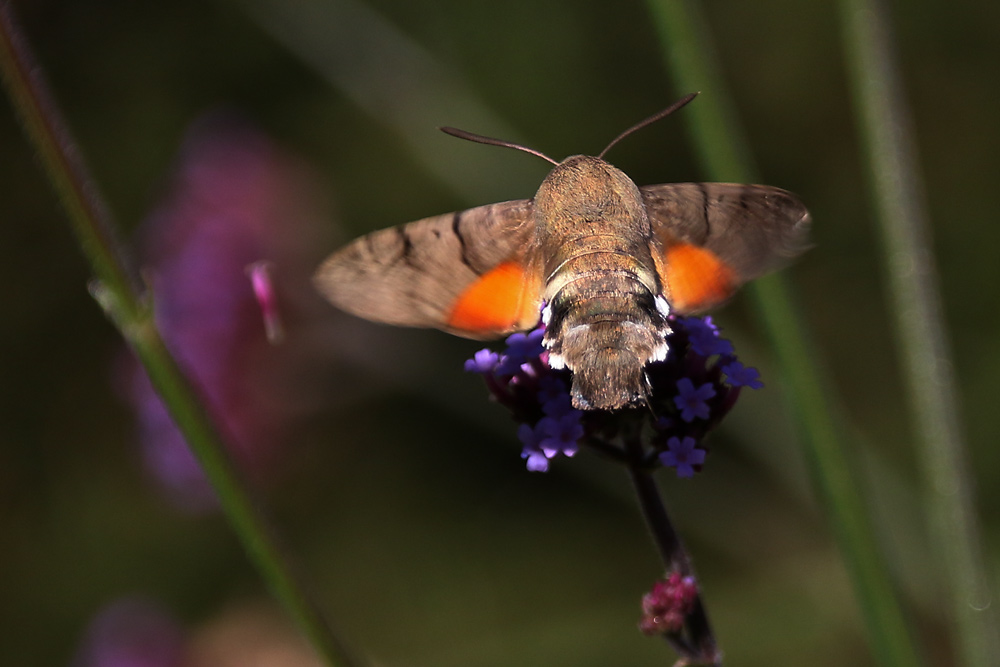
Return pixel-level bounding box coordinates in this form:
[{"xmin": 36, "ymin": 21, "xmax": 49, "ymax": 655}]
[{"xmin": 547, "ymin": 275, "xmax": 661, "ymax": 335}]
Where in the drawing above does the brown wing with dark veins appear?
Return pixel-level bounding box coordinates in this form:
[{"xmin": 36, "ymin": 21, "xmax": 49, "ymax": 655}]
[
  {"xmin": 314, "ymin": 199, "xmax": 543, "ymax": 339},
  {"xmin": 641, "ymin": 183, "xmax": 811, "ymax": 313}
]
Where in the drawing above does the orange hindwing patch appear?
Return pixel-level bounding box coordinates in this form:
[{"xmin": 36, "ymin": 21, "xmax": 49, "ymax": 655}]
[
  {"xmin": 447, "ymin": 261, "xmax": 539, "ymax": 334},
  {"xmin": 662, "ymin": 243, "xmax": 737, "ymax": 313}
]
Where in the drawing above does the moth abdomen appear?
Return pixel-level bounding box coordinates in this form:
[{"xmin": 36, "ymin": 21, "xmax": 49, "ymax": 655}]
[
  {"xmin": 544, "ymin": 270, "xmax": 670, "ymax": 410},
  {"xmin": 571, "ymin": 341, "xmax": 648, "ymax": 411}
]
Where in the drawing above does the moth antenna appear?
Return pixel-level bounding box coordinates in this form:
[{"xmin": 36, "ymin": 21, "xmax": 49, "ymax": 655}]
[
  {"xmin": 440, "ymin": 126, "xmax": 559, "ymax": 166},
  {"xmin": 598, "ymin": 92, "xmax": 699, "ymax": 159}
]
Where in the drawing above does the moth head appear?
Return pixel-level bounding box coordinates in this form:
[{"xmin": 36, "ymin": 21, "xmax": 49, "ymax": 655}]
[{"xmin": 534, "ymin": 155, "xmax": 645, "ymax": 222}]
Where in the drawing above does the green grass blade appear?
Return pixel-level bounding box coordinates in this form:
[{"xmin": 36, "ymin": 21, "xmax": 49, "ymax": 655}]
[
  {"xmin": 838, "ymin": 0, "xmax": 999, "ymax": 663},
  {"xmin": 644, "ymin": 1, "xmax": 924, "ymax": 665},
  {"xmin": 0, "ymin": 5, "xmax": 360, "ymax": 664}
]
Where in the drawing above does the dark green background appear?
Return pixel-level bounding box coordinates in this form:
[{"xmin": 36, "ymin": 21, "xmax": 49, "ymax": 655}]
[{"xmin": 2, "ymin": 0, "xmax": 997, "ymax": 664}]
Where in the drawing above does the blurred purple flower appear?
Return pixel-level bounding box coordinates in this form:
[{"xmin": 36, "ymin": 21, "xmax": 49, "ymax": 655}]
[
  {"xmin": 121, "ymin": 114, "xmax": 326, "ymax": 511},
  {"xmin": 72, "ymin": 598, "xmax": 185, "ymax": 667}
]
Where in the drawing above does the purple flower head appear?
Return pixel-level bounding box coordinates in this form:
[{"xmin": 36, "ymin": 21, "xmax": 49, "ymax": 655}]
[
  {"xmin": 722, "ymin": 360, "xmax": 764, "ymax": 389},
  {"xmin": 681, "ymin": 316, "xmax": 734, "ymax": 357},
  {"xmin": 673, "ymin": 378, "xmax": 716, "ymax": 422},
  {"xmin": 467, "ymin": 312, "xmax": 764, "ymax": 476},
  {"xmin": 120, "ymin": 115, "xmax": 325, "ymax": 511},
  {"xmin": 73, "ymin": 598, "xmax": 185, "ymax": 667},
  {"xmin": 639, "ymin": 572, "xmax": 699, "ymax": 635},
  {"xmin": 659, "ymin": 436, "xmax": 707, "ymax": 478}
]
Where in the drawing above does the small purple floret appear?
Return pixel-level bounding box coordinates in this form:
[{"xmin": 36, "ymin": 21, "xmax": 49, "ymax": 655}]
[
  {"xmin": 682, "ymin": 316, "xmax": 734, "ymax": 357},
  {"xmin": 537, "ymin": 413, "xmax": 584, "ymax": 458},
  {"xmin": 659, "ymin": 436, "xmax": 706, "ymax": 478},
  {"xmin": 518, "ymin": 423, "xmax": 550, "ymax": 472},
  {"xmin": 673, "ymin": 378, "xmax": 716, "ymax": 422},
  {"xmin": 722, "ymin": 360, "xmax": 764, "ymax": 389},
  {"xmin": 464, "ymin": 348, "xmax": 500, "ymax": 374},
  {"xmin": 496, "ymin": 329, "xmax": 546, "ymax": 375}
]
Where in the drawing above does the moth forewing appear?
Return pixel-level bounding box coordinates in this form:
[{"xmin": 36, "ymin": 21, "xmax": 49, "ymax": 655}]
[
  {"xmin": 313, "ymin": 199, "xmax": 540, "ymax": 338},
  {"xmin": 642, "ymin": 183, "xmax": 811, "ymax": 283}
]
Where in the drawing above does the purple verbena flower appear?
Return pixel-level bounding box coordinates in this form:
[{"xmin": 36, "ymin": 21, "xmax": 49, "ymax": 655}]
[
  {"xmin": 659, "ymin": 436, "xmax": 706, "ymax": 478},
  {"xmin": 73, "ymin": 598, "xmax": 185, "ymax": 667},
  {"xmin": 466, "ymin": 313, "xmax": 763, "ymax": 477},
  {"xmin": 722, "ymin": 360, "xmax": 764, "ymax": 389},
  {"xmin": 121, "ymin": 115, "xmax": 324, "ymax": 512},
  {"xmin": 673, "ymin": 378, "xmax": 716, "ymax": 422}
]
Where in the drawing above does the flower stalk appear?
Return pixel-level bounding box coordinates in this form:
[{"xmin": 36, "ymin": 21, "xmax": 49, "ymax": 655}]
[{"xmin": 627, "ymin": 444, "xmax": 719, "ymax": 665}]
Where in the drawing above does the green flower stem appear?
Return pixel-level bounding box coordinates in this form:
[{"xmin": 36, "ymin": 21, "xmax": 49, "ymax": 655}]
[
  {"xmin": 644, "ymin": 1, "xmax": 923, "ymax": 665},
  {"xmin": 839, "ymin": 0, "xmax": 999, "ymax": 664},
  {"xmin": 0, "ymin": 5, "xmax": 359, "ymax": 665}
]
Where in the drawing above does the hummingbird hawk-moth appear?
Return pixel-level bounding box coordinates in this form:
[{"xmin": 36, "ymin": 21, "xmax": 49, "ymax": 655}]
[{"xmin": 314, "ymin": 95, "xmax": 810, "ymax": 410}]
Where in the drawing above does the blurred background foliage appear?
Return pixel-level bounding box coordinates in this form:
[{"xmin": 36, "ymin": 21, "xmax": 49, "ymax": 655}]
[{"xmin": 1, "ymin": 0, "xmax": 998, "ymax": 664}]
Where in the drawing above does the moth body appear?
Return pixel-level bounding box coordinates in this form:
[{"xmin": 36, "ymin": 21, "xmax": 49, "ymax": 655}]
[{"xmin": 534, "ymin": 156, "xmax": 671, "ymax": 409}]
